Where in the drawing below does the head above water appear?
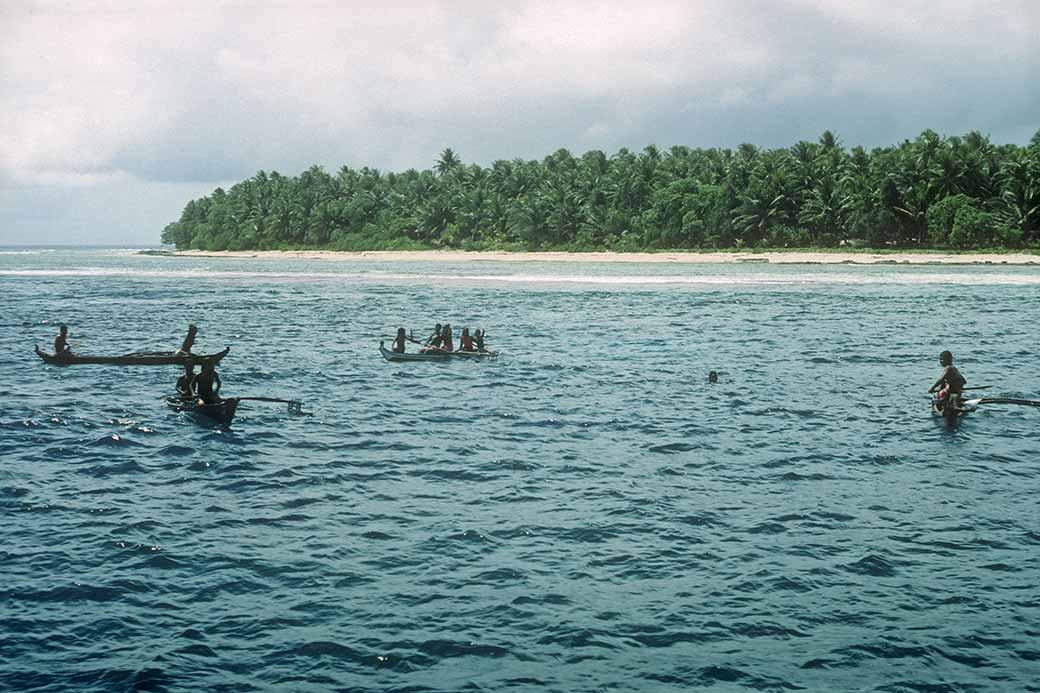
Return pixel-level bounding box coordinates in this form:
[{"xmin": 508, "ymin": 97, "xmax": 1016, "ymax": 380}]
[
  {"xmin": 59, "ymin": 324, "xmax": 68, "ymax": 335},
  {"xmin": 939, "ymin": 350, "xmax": 953, "ymax": 366}
]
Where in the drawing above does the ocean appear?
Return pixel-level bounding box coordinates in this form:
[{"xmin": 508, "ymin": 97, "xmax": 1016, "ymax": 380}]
[{"xmin": 2, "ymin": 247, "xmax": 1039, "ymax": 691}]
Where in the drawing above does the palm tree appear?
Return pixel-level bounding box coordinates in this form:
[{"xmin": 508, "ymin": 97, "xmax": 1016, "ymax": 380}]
[{"xmin": 435, "ymin": 148, "xmax": 462, "ymax": 176}]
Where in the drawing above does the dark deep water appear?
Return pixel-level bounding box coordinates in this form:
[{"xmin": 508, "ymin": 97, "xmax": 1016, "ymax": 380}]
[{"xmin": 2, "ymin": 248, "xmax": 1039, "ymax": 692}]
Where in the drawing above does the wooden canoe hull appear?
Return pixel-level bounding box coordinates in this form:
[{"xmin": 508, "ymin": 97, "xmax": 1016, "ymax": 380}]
[
  {"xmin": 932, "ymin": 393, "xmax": 970, "ymax": 424},
  {"xmin": 165, "ymin": 395, "xmax": 238, "ymax": 427},
  {"xmin": 379, "ymin": 342, "xmax": 497, "ymax": 362},
  {"xmin": 36, "ymin": 345, "xmax": 230, "ymax": 366}
]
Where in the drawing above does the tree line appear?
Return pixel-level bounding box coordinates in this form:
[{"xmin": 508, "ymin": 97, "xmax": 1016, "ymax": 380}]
[{"xmin": 162, "ymin": 129, "xmax": 1040, "ymax": 252}]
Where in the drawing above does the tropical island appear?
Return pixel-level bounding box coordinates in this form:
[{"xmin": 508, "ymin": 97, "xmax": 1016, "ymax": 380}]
[{"xmin": 161, "ymin": 130, "xmax": 1040, "ymax": 254}]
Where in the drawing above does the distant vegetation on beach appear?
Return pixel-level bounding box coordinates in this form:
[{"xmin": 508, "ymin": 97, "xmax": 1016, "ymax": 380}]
[{"xmin": 162, "ymin": 129, "xmax": 1040, "ymax": 252}]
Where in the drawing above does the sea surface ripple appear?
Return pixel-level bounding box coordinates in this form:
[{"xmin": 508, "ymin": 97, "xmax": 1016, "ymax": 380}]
[{"xmin": 2, "ymin": 248, "xmax": 1039, "ymax": 692}]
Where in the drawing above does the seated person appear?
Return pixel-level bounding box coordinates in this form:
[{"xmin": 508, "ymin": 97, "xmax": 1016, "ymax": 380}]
[
  {"xmin": 458, "ymin": 327, "xmax": 475, "ymax": 352},
  {"xmin": 422, "ymin": 324, "xmax": 444, "ymax": 352},
  {"xmin": 929, "ymin": 350, "xmax": 967, "ymax": 411},
  {"xmin": 391, "ymin": 327, "xmax": 407, "ymax": 354},
  {"xmin": 176, "ymin": 363, "xmax": 195, "ymax": 397},
  {"xmin": 192, "ymin": 361, "xmax": 222, "ymax": 405},
  {"xmin": 54, "ymin": 325, "xmax": 71, "ymax": 356}
]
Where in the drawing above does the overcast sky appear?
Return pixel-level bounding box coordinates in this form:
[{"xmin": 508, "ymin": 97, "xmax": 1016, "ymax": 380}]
[{"xmin": 1, "ymin": 0, "xmax": 1037, "ymax": 244}]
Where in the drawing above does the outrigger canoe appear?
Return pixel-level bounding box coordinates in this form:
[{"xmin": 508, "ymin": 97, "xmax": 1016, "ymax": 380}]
[
  {"xmin": 933, "ymin": 393, "xmax": 1040, "ymax": 424},
  {"xmin": 35, "ymin": 345, "xmax": 230, "ymax": 367},
  {"xmin": 379, "ymin": 341, "xmax": 497, "ymax": 362},
  {"xmin": 165, "ymin": 394, "xmax": 238, "ymax": 428}
]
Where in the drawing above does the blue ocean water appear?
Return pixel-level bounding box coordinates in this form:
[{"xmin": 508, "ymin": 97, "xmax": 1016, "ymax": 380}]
[{"xmin": 2, "ymin": 247, "xmax": 1039, "ymax": 692}]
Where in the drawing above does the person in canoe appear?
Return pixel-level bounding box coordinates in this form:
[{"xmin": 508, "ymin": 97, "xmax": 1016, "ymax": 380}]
[
  {"xmin": 192, "ymin": 360, "xmax": 222, "ymax": 405},
  {"xmin": 178, "ymin": 323, "xmax": 198, "ymax": 355},
  {"xmin": 176, "ymin": 363, "xmax": 195, "ymax": 398},
  {"xmin": 53, "ymin": 325, "xmax": 71, "ymax": 356},
  {"xmin": 390, "ymin": 327, "xmax": 408, "ymax": 354},
  {"xmin": 457, "ymin": 327, "xmax": 475, "ymax": 352},
  {"xmin": 929, "ymin": 350, "xmax": 967, "ymax": 413},
  {"xmin": 439, "ymin": 323, "xmax": 454, "ymax": 352},
  {"xmin": 422, "ymin": 323, "xmax": 443, "ymax": 351},
  {"xmin": 473, "ymin": 328, "xmax": 486, "ymax": 352}
]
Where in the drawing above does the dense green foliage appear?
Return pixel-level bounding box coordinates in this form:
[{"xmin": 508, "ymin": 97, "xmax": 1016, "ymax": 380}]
[{"xmin": 162, "ymin": 130, "xmax": 1040, "ymax": 251}]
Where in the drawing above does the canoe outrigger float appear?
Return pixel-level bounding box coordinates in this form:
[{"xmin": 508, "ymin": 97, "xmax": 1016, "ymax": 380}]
[
  {"xmin": 35, "ymin": 345, "xmax": 230, "ymax": 367},
  {"xmin": 379, "ymin": 341, "xmax": 497, "ymax": 362},
  {"xmin": 933, "ymin": 392, "xmax": 1040, "ymax": 424}
]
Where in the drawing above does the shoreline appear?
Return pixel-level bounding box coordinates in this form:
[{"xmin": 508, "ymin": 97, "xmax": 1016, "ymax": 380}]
[{"xmin": 160, "ymin": 249, "xmax": 1040, "ymax": 265}]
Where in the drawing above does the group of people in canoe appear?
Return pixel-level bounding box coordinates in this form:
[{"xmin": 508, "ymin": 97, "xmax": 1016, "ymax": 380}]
[
  {"xmin": 50, "ymin": 322, "xmax": 225, "ymax": 406},
  {"xmin": 174, "ymin": 324, "xmax": 224, "ymax": 405},
  {"xmin": 388, "ymin": 323, "xmax": 491, "ymax": 354},
  {"xmin": 38, "ymin": 323, "xmax": 309, "ymax": 427}
]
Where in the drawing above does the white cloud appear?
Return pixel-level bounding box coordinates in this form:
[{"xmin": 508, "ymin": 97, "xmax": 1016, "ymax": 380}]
[{"xmin": 0, "ymin": 0, "xmax": 1036, "ymax": 242}]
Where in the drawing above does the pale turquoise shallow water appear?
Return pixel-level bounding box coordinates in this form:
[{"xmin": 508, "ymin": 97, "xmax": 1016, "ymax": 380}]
[{"xmin": 2, "ymin": 248, "xmax": 1039, "ymax": 692}]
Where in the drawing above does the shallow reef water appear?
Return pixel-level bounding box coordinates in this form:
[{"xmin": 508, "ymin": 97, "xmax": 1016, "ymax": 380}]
[{"xmin": 2, "ymin": 248, "xmax": 1039, "ymax": 691}]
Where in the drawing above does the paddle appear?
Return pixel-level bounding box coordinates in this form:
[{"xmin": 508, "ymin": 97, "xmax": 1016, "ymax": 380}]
[
  {"xmin": 927, "ymin": 385, "xmax": 990, "ymax": 395},
  {"xmin": 404, "ymin": 330, "xmax": 449, "ymax": 352}
]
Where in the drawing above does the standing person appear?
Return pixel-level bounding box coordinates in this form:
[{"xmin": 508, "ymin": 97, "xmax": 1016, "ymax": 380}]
[
  {"xmin": 179, "ymin": 323, "xmax": 198, "ymax": 355},
  {"xmin": 53, "ymin": 325, "xmax": 71, "ymax": 356},
  {"xmin": 193, "ymin": 361, "xmax": 222, "ymax": 405},
  {"xmin": 929, "ymin": 350, "xmax": 967, "ymax": 414},
  {"xmin": 176, "ymin": 363, "xmax": 195, "ymax": 397},
  {"xmin": 440, "ymin": 323, "xmax": 454, "ymax": 352},
  {"xmin": 473, "ymin": 328, "xmax": 486, "ymax": 352},
  {"xmin": 458, "ymin": 327, "xmax": 475, "ymax": 352},
  {"xmin": 391, "ymin": 327, "xmax": 407, "ymax": 354}
]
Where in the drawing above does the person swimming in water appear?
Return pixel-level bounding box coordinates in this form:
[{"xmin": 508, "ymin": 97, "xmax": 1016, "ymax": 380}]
[
  {"xmin": 929, "ymin": 350, "xmax": 967, "ymax": 414},
  {"xmin": 53, "ymin": 325, "xmax": 71, "ymax": 356}
]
